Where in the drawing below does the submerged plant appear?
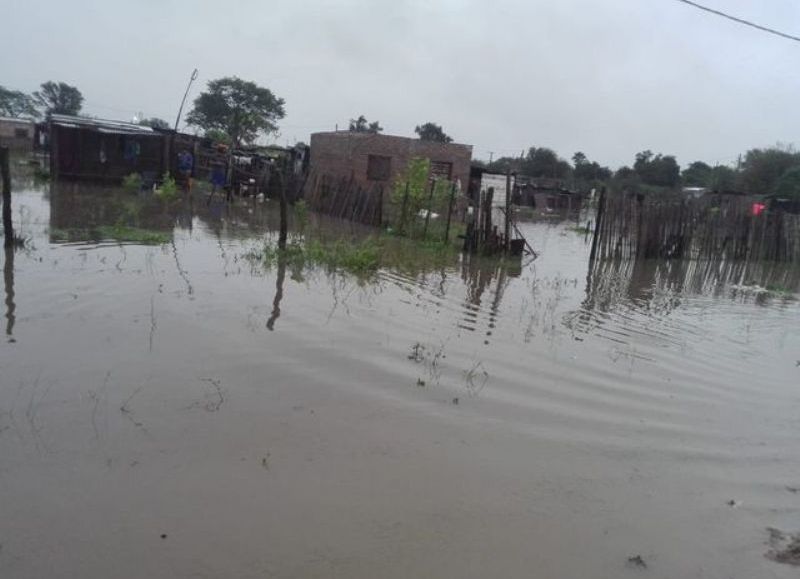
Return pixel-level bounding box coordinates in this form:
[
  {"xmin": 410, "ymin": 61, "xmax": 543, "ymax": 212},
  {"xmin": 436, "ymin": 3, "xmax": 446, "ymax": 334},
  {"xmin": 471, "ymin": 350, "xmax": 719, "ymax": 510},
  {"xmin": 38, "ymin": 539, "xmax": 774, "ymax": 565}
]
[
  {"xmin": 247, "ymin": 232, "xmax": 459, "ymax": 278},
  {"xmin": 293, "ymin": 199, "xmax": 309, "ymax": 233},
  {"xmin": 122, "ymin": 172, "xmax": 143, "ymax": 192},
  {"xmin": 156, "ymin": 172, "xmax": 178, "ymax": 201}
]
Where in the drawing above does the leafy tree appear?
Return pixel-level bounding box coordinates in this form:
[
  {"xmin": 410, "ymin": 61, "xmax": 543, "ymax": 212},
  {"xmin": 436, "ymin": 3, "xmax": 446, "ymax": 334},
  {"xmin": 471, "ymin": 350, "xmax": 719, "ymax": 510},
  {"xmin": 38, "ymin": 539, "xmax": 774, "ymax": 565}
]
[
  {"xmin": 709, "ymin": 165, "xmax": 737, "ymax": 191},
  {"xmin": 139, "ymin": 117, "xmax": 170, "ymax": 130},
  {"xmin": 737, "ymin": 147, "xmax": 800, "ymax": 194},
  {"xmin": 349, "ymin": 115, "xmax": 382, "ymax": 133},
  {"xmin": 572, "ymin": 151, "xmax": 587, "ymax": 167},
  {"xmin": 33, "ymin": 81, "xmax": 83, "ymax": 116},
  {"xmin": 614, "ymin": 166, "xmax": 637, "ymax": 179},
  {"xmin": 486, "ymin": 156, "xmax": 522, "ymax": 174},
  {"xmin": 0, "ymin": 86, "xmax": 38, "ymax": 118},
  {"xmin": 186, "ymin": 77, "xmax": 285, "ymax": 147},
  {"xmin": 572, "ymin": 151, "xmax": 611, "ymax": 183},
  {"xmin": 523, "ymin": 147, "xmax": 571, "ymax": 179},
  {"xmin": 633, "ymin": 150, "xmax": 680, "ymax": 187},
  {"xmin": 203, "ymin": 128, "xmax": 231, "ymax": 144},
  {"xmin": 681, "ymin": 161, "xmax": 713, "ymax": 187},
  {"xmin": 773, "ymin": 166, "xmax": 800, "ymax": 201},
  {"xmin": 415, "ymin": 122, "xmax": 452, "ymax": 143}
]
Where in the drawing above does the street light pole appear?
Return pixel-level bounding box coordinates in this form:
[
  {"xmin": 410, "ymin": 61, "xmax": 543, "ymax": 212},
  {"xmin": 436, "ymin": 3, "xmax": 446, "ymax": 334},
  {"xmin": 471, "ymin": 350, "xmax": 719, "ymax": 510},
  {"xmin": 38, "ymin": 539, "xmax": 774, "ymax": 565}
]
[{"xmin": 174, "ymin": 68, "xmax": 199, "ymax": 132}]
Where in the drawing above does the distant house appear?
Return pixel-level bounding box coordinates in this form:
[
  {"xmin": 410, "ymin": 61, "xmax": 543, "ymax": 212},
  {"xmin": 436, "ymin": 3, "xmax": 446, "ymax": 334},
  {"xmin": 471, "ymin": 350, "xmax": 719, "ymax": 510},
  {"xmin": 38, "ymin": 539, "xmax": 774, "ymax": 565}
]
[
  {"xmin": 307, "ymin": 131, "xmax": 472, "ymax": 192},
  {"xmin": 0, "ymin": 117, "xmax": 35, "ymax": 151},
  {"xmin": 49, "ymin": 114, "xmax": 169, "ymax": 182}
]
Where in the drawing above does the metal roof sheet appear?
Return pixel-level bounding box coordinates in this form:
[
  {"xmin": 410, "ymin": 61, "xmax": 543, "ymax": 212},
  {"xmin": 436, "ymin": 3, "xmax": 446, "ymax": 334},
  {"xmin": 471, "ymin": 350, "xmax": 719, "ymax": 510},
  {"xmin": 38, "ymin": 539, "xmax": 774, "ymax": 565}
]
[{"xmin": 50, "ymin": 114, "xmax": 156, "ymax": 135}]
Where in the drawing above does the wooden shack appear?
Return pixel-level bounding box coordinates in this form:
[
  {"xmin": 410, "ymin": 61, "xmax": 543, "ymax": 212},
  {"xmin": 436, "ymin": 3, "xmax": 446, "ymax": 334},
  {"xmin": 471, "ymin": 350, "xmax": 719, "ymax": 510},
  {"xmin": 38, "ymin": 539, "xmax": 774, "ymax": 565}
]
[{"xmin": 49, "ymin": 114, "xmax": 168, "ymax": 182}]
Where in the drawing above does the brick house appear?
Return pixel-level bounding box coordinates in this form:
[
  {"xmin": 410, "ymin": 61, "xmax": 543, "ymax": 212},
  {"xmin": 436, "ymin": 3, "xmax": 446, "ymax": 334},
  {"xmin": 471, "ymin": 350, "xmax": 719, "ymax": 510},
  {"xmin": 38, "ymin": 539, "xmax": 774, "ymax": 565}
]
[
  {"xmin": 0, "ymin": 117, "xmax": 35, "ymax": 151},
  {"xmin": 308, "ymin": 131, "xmax": 473, "ymax": 191}
]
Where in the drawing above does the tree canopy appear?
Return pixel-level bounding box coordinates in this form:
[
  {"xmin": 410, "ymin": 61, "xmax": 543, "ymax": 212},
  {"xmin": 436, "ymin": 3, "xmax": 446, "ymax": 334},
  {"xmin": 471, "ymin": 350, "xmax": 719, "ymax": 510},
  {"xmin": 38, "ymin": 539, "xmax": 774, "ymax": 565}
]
[
  {"xmin": 186, "ymin": 77, "xmax": 285, "ymax": 147},
  {"xmin": 138, "ymin": 117, "xmax": 170, "ymax": 130},
  {"xmin": 572, "ymin": 151, "xmax": 612, "ymax": 182},
  {"xmin": 633, "ymin": 150, "xmax": 680, "ymax": 187},
  {"xmin": 415, "ymin": 122, "xmax": 452, "ymax": 143},
  {"xmin": 681, "ymin": 161, "xmax": 713, "ymax": 187},
  {"xmin": 773, "ymin": 166, "xmax": 800, "ymax": 201},
  {"xmin": 0, "ymin": 86, "xmax": 38, "ymax": 118},
  {"xmin": 349, "ymin": 115, "xmax": 382, "ymax": 134},
  {"xmin": 33, "ymin": 81, "xmax": 83, "ymax": 116},
  {"xmin": 736, "ymin": 146, "xmax": 800, "ymax": 194}
]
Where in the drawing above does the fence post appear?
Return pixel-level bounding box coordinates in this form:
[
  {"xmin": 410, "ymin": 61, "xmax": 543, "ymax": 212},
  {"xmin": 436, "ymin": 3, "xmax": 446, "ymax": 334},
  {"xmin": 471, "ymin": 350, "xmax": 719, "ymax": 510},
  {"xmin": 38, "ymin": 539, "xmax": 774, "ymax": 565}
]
[
  {"xmin": 504, "ymin": 171, "xmax": 512, "ymax": 252},
  {"xmin": 589, "ymin": 186, "xmax": 606, "ymax": 263},
  {"xmin": 444, "ymin": 181, "xmax": 457, "ymax": 244},
  {"xmin": 398, "ymin": 181, "xmax": 410, "ymax": 235},
  {"xmin": 278, "ymin": 168, "xmax": 288, "ymax": 250},
  {"xmin": 423, "ymin": 179, "xmax": 436, "ymax": 239},
  {"xmin": 1, "ymin": 147, "xmax": 12, "ymax": 248}
]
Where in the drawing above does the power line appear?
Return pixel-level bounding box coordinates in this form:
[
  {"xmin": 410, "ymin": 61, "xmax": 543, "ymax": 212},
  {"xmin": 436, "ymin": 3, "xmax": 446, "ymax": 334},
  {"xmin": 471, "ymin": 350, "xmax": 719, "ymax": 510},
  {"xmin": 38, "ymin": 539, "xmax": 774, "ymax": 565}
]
[{"xmin": 672, "ymin": 0, "xmax": 800, "ymax": 43}]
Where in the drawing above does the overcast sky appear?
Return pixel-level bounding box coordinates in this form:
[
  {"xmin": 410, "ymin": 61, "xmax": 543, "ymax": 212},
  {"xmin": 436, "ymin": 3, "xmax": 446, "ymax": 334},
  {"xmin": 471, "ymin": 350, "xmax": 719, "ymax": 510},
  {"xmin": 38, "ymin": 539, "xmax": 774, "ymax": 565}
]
[{"xmin": 3, "ymin": 0, "xmax": 799, "ymax": 168}]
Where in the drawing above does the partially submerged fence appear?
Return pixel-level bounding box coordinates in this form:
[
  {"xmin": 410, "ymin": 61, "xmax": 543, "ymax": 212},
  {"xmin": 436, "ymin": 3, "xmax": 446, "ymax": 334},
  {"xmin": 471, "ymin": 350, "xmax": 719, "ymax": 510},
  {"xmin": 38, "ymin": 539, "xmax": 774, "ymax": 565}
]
[
  {"xmin": 304, "ymin": 172, "xmax": 384, "ymax": 227},
  {"xmin": 591, "ymin": 191, "xmax": 800, "ymax": 263}
]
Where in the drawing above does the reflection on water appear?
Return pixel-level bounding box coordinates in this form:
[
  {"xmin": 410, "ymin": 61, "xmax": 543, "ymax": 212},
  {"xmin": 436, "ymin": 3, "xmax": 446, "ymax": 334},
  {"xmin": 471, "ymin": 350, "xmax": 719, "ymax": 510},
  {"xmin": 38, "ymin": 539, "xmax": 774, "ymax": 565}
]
[
  {"xmin": 266, "ymin": 256, "xmax": 286, "ymax": 331},
  {"xmin": 1, "ymin": 183, "xmax": 799, "ymax": 579},
  {"xmin": 3, "ymin": 246, "xmax": 14, "ymax": 341}
]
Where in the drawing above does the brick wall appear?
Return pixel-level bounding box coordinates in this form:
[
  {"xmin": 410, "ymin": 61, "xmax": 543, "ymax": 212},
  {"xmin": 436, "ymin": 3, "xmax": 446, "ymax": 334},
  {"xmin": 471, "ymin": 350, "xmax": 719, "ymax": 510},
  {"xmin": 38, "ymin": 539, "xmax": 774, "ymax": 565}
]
[{"xmin": 308, "ymin": 131, "xmax": 472, "ymax": 192}]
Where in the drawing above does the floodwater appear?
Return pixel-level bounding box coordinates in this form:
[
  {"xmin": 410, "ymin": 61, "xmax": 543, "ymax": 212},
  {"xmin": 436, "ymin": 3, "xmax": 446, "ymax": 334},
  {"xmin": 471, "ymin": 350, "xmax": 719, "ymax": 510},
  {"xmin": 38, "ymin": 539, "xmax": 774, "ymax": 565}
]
[{"xmin": 2, "ymin": 179, "xmax": 800, "ymax": 579}]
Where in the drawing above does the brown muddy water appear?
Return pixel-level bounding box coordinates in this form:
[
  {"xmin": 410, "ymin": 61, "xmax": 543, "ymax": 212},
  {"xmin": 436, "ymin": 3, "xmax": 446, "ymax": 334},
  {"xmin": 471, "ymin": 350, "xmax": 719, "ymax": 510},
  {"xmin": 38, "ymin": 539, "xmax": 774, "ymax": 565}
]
[{"xmin": 1, "ymin": 180, "xmax": 800, "ymax": 578}]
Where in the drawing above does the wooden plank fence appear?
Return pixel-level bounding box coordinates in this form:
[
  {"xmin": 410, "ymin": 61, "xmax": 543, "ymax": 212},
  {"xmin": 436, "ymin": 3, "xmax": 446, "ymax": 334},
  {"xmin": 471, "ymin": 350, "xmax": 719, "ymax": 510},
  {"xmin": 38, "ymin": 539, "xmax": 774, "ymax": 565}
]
[
  {"xmin": 592, "ymin": 191, "xmax": 800, "ymax": 263},
  {"xmin": 304, "ymin": 172, "xmax": 384, "ymax": 227}
]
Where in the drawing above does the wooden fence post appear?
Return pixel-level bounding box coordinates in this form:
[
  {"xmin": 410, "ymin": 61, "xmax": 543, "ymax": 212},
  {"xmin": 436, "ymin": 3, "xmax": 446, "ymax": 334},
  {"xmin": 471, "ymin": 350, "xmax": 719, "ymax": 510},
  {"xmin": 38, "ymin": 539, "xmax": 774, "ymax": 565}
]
[
  {"xmin": 504, "ymin": 171, "xmax": 512, "ymax": 252},
  {"xmin": 444, "ymin": 181, "xmax": 457, "ymax": 244},
  {"xmin": 589, "ymin": 186, "xmax": 606, "ymax": 263},
  {"xmin": 398, "ymin": 181, "xmax": 410, "ymax": 235},
  {"xmin": 1, "ymin": 147, "xmax": 12, "ymax": 248},
  {"xmin": 278, "ymin": 168, "xmax": 288, "ymax": 250},
  {"xmin": 423, "ymin": 179, "xmax": 436, "ymax": 238}
]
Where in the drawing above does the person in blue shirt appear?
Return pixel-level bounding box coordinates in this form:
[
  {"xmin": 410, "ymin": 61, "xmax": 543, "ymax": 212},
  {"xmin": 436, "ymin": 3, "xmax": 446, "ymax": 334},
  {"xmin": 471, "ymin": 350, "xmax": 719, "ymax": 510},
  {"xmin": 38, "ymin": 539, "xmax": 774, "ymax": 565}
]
[{"xmin": 177, "ymin": 150, "xmax": 194, "ymax": 193}]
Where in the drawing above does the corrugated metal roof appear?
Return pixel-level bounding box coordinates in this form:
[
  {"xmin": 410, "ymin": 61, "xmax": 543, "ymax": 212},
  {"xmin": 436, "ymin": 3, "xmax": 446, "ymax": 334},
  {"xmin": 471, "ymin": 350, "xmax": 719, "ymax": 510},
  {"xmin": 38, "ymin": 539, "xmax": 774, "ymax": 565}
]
[
  {"xmin": 0, "ymin": 116, "xmax": 35, "ymax": 124},
  {"xmin": 49, "ymin": 114, "xmax": 157, "ymax": 136}
]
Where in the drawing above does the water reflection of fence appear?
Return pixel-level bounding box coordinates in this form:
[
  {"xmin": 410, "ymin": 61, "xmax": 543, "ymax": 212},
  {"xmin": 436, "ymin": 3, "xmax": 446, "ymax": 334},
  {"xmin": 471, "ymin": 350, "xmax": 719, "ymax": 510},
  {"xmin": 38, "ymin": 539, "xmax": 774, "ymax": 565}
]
[
  {"xmin": 304, "ymin": 172, "xmax": 383, "ymax": 227},
  {"xmin": 593, "ymin": 192, "xmax": 800, "ymax": 262},
  {"xmin": 583, "ymin": 257, "xmax": 800, "ymax": 316}
]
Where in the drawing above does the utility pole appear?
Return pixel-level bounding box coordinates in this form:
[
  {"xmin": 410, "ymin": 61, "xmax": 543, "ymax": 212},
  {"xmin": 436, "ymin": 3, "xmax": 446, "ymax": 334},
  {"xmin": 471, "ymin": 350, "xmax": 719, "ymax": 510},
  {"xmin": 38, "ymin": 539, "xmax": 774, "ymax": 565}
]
[
  {"xmin": 488, "ymin": 151, "xmax": 494, "ymax": 164},
  {"xmin": 174, "ymin": 68, "xmax": 199, "ymax": 132}
]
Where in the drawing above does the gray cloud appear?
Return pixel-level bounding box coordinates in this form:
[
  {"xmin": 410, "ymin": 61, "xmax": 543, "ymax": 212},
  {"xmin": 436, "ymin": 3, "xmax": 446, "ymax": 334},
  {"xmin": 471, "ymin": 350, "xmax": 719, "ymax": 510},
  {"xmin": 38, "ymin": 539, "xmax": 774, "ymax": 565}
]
[{"xmin": 3, "ymin": 0, "xmax": 799, "ymax": 168}]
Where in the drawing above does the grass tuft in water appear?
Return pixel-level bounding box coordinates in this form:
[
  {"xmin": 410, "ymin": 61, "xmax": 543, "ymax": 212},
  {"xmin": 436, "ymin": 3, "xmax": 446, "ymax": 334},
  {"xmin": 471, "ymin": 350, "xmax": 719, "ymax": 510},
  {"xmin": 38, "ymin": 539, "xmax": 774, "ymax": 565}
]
[
  {"xmin": 50, "ymin": 225, "xmax": 171, "ymax": 245},
  {"xmin": 248, "ymin": 233, "xmax": 460, "ymax": 277}
]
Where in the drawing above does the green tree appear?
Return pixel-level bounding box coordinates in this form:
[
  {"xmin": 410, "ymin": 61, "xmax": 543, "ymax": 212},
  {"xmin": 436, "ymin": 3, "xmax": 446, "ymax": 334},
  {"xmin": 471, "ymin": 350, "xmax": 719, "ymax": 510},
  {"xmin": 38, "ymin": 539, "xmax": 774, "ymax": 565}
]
[
  {"xmin": 204, "ymin": 128, "xmax": 232, "ymax": 145},
  {"xmin": 633, "ymin": 150, "xmax": 680, "ymax": 187},
  {"xmin": 414, "ymin": 122, "xmax": 452, "ymax": 143},
  {"xmin": 523, "ymin": 147, "xmax": 571, "ymax": 179},
  {"xmin": 737, "ymin": 147, "xmax": 800, "ymax": 194},
  {"xmin": 349, "ymin": 115, "xmax": 382, "ymax": 133},
  {"xmin": 709, "ymin": 165, "xmax": 737, "ymax": 191},
  {"xmin": 614, "ymin": 166, "xmax": 637, "ymax": 180},
  {"xmin": 186, "ymin": 77, "xmax": 285, "ymax": 147},
  {"xmin": 572, "ymin": 151, "xmax": 587, "ymax": 167},
  {"xmin": 139, "ymin": 117, "xmax": 170, "ymax": 130},
  {"xmin": 773, "ymin": 166, "xmax": 800, "ymax": 201},
  {"xmin": 681, "ymin": 161, "xmax": 713, "ymax": 187},
  {"xmin": 572, "ymin": 151, "xmax": 611, "ymax": 183},
  {"xmin": 486, "ymin": 156, "xmax": 522, "ymax": 174},
  {"xmin": 33, "ymin": 81, "xmax": 83, "ymax": 116},
  {"xmin": 0, "ymin": 86, "xmax": 38, "ymax": 118}
]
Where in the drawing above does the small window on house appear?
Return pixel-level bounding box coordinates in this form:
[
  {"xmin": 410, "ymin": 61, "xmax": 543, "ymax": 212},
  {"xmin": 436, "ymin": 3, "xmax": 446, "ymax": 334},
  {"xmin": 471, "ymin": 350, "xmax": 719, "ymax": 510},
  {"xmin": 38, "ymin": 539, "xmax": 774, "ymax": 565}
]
[
  {"xmin": 14, "ymin": 128, "xmax": 29, "ymax": 138},
  {"xmin": 367, "ymin": 155, "xmax": 391, "ymax": 181},
  {"xmin": 430, "ymin": 161, "xmax": 452, "ymax": 180}
]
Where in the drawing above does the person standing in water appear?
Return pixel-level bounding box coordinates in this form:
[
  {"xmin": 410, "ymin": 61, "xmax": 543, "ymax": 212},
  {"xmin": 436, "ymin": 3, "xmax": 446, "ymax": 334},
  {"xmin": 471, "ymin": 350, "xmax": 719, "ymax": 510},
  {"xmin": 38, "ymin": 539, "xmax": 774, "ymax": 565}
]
[{"xmin": 177, "ymin": 149, "xmax": 194, "ymax": 193}]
